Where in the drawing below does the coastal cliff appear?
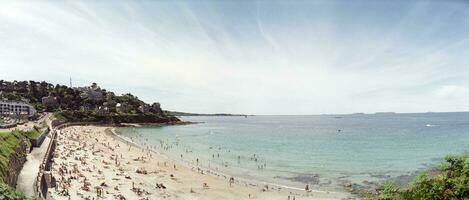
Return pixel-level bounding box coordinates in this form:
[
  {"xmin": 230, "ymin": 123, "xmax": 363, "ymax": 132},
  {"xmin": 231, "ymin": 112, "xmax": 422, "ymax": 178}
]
[
  {"xmin": 0, "ymin": 132, "xmax": 30, "ymax": 188},
  {"xmin": 4, "ymin": 139, "xmax": 29, "ymax": 187}
]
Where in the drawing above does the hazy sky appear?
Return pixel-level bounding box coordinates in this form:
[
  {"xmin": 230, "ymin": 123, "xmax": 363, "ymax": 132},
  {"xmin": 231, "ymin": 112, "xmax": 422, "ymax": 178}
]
[{"xmin": 1, "ymin": 0, "xmax": 469, "ymax": 115}]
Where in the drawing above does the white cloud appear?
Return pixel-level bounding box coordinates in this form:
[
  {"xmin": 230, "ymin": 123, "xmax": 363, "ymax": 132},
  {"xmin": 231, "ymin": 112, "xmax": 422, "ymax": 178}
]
[
  {"xmin": 435, "ymin": 85, "xmax": 468, "ymax": 98},
  {"xmin": 1, "ymin": 1, "xmax": 469, "ymax": 114}
]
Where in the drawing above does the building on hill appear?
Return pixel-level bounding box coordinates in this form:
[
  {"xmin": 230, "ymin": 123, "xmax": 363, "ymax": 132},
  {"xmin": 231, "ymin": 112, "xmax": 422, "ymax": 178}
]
[
  {"xmin": 74, "ymin": 84, "xmax": 104, "ymax": 101},
  {"xmin": 116, "ymin": 103, "xmax": 130, "ymax": 113},
  {"xmin": 96, "ymin": 106, "xmax": 109, "ymax": 116},
  {"xmin": 41, "ymin": 96, "xmax": 58, "ymax": 106},
  {"xmin": 0, "ymin": 100, "xmax": 36, "ymax": 117},
  {"xmin": 79, "ymin": 90, "xmax": 104, "ymax": 101}
]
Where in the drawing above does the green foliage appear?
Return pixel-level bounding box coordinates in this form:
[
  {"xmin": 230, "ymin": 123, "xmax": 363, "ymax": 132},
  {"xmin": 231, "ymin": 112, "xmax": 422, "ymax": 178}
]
[
  {"xmin": 0, "ymin": 131, "xmax": 22, "ymax": 183},
  {"xmin": 55, "ymin": 110, "xmax": 179, "ymax": 124},
  {"xmin": 53, "ymin": 112, "xmax": 66, "ymax": 121},
  {"xmin": 376, "ymin": 181, "xmax": 400, "ymax": 200},
  {"xmin": 0, "ymin": 132, "xmax": 35, "ymax": 199},
  {"xmin": 375, "ymin": 154, "xmax": 469, "ymax": 200},
  {"xmin": 0, "ymin": 80, "xmax": 178, "ymax": 123},
  {"xmin": 0, "ymin": 182, "xmax": 35, "ymax": 200},
  {"xmin": 13, "ymin": 129, "xmax": 41, "ymax": 141}
]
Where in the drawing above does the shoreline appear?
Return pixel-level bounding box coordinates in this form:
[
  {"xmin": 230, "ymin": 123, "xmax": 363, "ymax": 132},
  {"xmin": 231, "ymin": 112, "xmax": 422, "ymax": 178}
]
[
  {"xmin": 109, "ymin": 127, "xmax": 352, "ymax": 198},
  {"xmin": 119, "ymin": 121, "xmax": 198, "ymax": 128},
  {"xmin": 48, "ymin": 125, "xmax": 352, "ymax": 200}
]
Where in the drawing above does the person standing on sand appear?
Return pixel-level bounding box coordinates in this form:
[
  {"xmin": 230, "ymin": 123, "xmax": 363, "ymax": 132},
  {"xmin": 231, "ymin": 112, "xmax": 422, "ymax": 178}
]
[{"xmin": 229, "ymin": 177, "xmax": 235, "ymax": 187}]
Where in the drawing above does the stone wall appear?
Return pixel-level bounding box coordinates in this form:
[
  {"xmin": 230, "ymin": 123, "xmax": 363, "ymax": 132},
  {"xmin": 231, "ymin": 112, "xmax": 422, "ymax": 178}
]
[{"xmin": 34, "ymin": 122, "xmax": 59, "ymax": 199}]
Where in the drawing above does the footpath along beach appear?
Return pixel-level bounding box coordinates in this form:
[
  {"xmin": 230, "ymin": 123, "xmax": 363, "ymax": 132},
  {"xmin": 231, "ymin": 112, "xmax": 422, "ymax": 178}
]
[{"xmin": 47, "ymin": 125, "xmax": 352, "ymax": 200}]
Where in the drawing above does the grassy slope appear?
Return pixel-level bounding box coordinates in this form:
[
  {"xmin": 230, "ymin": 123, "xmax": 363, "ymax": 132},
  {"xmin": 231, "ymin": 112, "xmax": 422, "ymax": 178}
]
[
  {"xmin": 0, "ymin": 131, "xmax": 22, "ymax": 182},
  {"xmin": 18, "ymin": 129, "xmax": 42, "ymax": 141},
  {"xmin": 0, "ymin": 131, "xmax": 35, "ymax": 200}
]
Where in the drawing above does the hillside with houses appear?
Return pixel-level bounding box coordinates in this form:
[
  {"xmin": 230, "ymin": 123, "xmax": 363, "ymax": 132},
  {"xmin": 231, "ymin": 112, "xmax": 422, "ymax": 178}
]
[{"xmin": 0, "ymin": 80, "xmax": 179, "ymax": 124}]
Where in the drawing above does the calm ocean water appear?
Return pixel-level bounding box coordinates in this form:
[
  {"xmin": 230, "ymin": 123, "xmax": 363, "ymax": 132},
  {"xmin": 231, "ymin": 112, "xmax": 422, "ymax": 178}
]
[{"xmin": 117, "ymin": 113, "xmax": 469, "ymax": 191}]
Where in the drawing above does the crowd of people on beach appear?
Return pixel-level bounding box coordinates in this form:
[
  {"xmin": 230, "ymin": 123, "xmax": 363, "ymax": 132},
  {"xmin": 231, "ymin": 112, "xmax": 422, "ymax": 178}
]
[
  {"xmin": 121, "ymin": 129, "xmax": 314, "ymax": 199},
  {"xmin": 46, "ymin": 126, "xmax": 346, "ymax": 200},
  {"xmin": 49, "ymin": 127, "xmax": 174, "ymax": 200}
]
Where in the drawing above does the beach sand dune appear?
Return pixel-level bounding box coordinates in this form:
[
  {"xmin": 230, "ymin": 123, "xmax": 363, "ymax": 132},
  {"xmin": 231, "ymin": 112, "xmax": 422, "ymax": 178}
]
[{"xmin": 48, "ymin": 126, "xmax": 351, "ymax": 200}]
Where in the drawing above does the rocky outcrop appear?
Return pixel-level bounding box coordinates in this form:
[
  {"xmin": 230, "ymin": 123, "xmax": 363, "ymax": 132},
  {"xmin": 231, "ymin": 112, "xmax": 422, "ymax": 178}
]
[{"xmin": 5, "ymin": 139, "xmax": 29, "ymax": 187}]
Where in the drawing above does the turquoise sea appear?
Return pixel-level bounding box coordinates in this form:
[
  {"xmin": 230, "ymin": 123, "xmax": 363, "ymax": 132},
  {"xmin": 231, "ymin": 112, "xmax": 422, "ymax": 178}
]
[{"xmin": 117, "ymin": 113, "xmax": 469, "ymax": 191}]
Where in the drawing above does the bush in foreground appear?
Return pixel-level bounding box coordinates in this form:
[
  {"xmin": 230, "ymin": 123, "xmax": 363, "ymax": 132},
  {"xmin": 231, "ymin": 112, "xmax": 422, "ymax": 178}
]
[
  {"xmin": 376, "ymin": 154, "xmax": 469, "ymax": 200},
  {"xmin": 0, "ymin": 182, "xmax": 35, "ymax": 200}
]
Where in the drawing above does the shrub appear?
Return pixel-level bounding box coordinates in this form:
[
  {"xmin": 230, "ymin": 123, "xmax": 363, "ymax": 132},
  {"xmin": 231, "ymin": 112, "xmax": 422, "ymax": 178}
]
[
  {"xmin": 0, "ymin": 182, "xmax": 35, "ymax": 200},
  {"xmin": 375, "ymin": 154, "xmax": 469, "ymax": 200}
]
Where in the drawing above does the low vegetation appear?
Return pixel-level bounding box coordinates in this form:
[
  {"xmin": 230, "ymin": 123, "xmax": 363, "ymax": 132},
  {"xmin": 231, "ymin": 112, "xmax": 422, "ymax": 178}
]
[
  {"xmin": 376, "ymin": 154, "xmax": 469, "ymax": 200},
  {"xmin": 16, "ymin": 126, "xmax": 43, "ymax": 141},
  {"xmin": 0, "ymin": 131, "xmax": 35, "ymax": 200},
  {"xmin": 0, "ymin": 131, "xmax": 24, "ymax": 182},
  {"xmin": 0, "ymin": 182, "xmax": 34, "ymax": 200}
]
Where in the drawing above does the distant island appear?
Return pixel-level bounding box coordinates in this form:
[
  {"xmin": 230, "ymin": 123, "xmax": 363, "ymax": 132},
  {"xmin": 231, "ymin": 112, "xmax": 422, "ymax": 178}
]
[{"xmin": 167, "ymin": 111, "xmax": 252, "ymax": 117}]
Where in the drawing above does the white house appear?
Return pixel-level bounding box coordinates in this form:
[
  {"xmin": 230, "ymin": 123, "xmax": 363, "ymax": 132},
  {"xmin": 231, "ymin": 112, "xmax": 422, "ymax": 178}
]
[{"xmin": 0, "ymin": 101, "xmax": 37, "ymax": 117}]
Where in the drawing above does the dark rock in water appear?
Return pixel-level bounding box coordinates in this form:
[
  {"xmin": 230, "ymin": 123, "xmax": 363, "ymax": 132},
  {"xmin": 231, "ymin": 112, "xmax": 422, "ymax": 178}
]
[
  {"xmin": 394, "ymin": 174, "xmax": 415, "ymax": 187},
  {"xmin": 338, "ymin": 175, "xmax": 351, "ymax": 179},
  {"xmin": 341, "ymin": 180, "xmax": 379, "ymax": 199},
  {"xmin": 341, "ymin": 180, "xmax": 353, "ymax": 189},
  {"xmin": 362, "ymin": 180, "xmax": 377, "ymax": 186},
  {"xmin": 393, "ymin": 170, "xmax": 431, "ymax": 187},
  {"xmin": 319, "ymin": 180, "xmax": 332, "ymax": 187},
  {"xmin": 362, "ymin": 180, "xmax": 381, "ymax": 192},
  {"xmin": 369, "ymin": 173, "xmax": 391, "ymax": 179},
  {"xmin": 276, "ymin": 174, "xmax": 320, "ymax": 184}
]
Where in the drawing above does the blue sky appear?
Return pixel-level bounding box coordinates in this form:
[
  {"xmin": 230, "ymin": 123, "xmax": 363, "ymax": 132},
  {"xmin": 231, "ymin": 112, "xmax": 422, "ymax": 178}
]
[{"xmin": 1, "ymin": 0, "xmax": 469, "ymax": 114}]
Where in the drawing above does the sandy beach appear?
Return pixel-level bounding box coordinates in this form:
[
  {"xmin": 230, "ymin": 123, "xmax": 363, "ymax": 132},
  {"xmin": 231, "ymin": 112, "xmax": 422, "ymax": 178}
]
[{"xmin": 48, "ymin": 126, "xmax": 352, "ymax": 200}]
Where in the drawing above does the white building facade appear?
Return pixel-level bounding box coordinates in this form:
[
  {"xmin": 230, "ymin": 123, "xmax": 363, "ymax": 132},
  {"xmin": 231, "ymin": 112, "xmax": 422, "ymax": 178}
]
[{"xmin": 0, "ymin": 101, "xmax": 37, "ymax": 117}]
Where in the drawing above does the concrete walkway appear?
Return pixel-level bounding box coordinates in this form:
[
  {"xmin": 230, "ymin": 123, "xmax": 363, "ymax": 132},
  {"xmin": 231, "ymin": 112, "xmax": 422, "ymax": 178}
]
[{"xmin": 16, "ymin": 136, "xmax": 51, "ymax": 196}]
